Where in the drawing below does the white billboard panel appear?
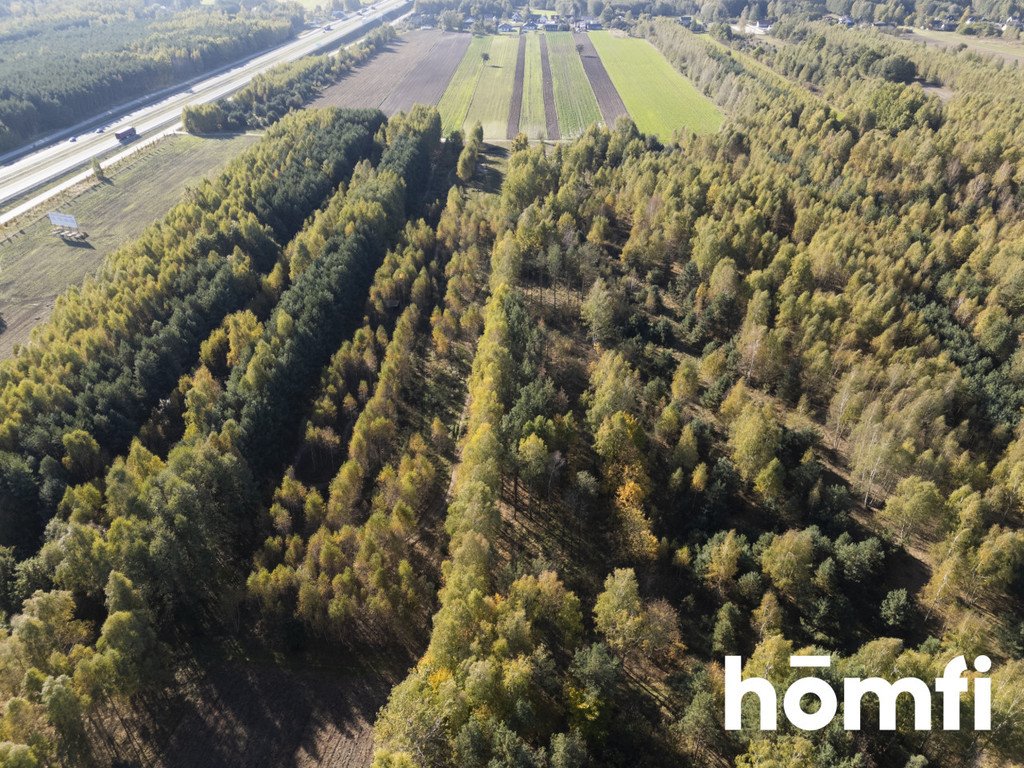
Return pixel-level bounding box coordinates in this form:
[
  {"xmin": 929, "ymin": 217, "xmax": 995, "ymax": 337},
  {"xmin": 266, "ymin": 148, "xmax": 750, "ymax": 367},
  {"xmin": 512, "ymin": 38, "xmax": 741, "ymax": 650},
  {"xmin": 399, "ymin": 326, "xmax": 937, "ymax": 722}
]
[{"xmin": 48, "ymin": 211, "xmax": 78, "ymax": 229}]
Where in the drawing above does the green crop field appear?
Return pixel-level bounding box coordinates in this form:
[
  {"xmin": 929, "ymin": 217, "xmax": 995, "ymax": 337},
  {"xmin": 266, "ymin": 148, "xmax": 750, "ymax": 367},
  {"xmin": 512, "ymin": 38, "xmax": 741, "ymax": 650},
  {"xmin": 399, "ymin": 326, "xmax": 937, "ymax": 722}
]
[
  {"xmin": 546, "ymin": 32, "xmax": 602, "ymax": 138},
  {"xmin": 520, "ymin": 33, "xmax": 547, "ymax": 139},
  {"xmin": 438, "ymin": 30, "xmax": 720, "ymax": 141},
  {"xmin": 588, "ymin": 31, "xmax": 723, "ymax": 138},
  {"xmin": 461, "ymin": 35, "xmax": 519, "ymax": 137},
  {"xmin": 437, "ymin": 36, "xmax": 491, "ymax": 134}
]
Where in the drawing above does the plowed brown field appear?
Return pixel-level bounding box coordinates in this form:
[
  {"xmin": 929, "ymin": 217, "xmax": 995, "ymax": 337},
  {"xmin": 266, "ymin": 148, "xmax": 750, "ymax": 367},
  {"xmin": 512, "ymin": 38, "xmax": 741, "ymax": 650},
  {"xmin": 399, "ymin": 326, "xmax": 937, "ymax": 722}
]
[
  {"xmin": 573, "ymin": 32, "xmax": 627, "ymax": 127},
  {"xmin": 313, "ymin": 30, "xmax": 470, "ymax": 114},
  {"xmin": 539, "ymin": 35, "xmax": 560, "ymax": 140}
]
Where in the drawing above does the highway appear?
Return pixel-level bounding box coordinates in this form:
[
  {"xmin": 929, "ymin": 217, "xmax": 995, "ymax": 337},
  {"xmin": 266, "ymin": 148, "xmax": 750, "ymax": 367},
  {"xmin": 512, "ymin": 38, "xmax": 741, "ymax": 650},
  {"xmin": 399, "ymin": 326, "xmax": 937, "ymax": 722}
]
[{"xmin": 0, "ymin": 0, "xmax": 410, "ymax": 221}]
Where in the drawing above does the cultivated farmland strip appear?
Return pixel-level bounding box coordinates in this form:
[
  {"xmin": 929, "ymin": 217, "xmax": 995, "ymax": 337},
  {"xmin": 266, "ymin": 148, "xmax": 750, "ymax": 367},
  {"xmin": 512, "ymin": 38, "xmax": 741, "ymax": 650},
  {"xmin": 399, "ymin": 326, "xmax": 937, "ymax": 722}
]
[
  {"xmin": 539, "ymin": 35, "xmax": 560, "ymax": 140},
  {"xmin": 518, "ymin": 33, "xmax": 547, "ymax": 140},
  {"xmin": 573, "ymin": 32, "xmax": 628, "ymax": 127},
  {"xmin": 588, "ymin": 31, "xmax": 723, "ymax": 138},
  {"xmin": 312, "ymin": 30, "xmax": 443, "ymax": 112},
  {"xmin": 507, "ymin": 35, "xmax": 527, "ymax": 139},
  {"xmin": 379, "ymin": 32, "xmax": 472, "ymax": 114},
  {"xmin": 545, "ymin": 32, "xmax": 602, "ymax": 138},
  {"xmin": 437, "ymin": 36, "xmax": 491, "ymax": 133}
]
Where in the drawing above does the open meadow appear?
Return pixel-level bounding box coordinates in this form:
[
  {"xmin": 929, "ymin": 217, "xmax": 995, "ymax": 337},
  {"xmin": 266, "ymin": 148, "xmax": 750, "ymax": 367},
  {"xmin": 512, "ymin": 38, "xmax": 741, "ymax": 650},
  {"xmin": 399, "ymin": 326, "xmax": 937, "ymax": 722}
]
[
  {"xmin": 588, "ymin": 30, "xmax": 723, "ymax": 138},
  {"xmin": 519, "ymin": 33, "xmax": 547, "ymax": 139},
  {"xmin": 461, "ymin": 35, "xmax": 520, "ymax": 138},
  {"xmin": 437, "ymin": 36, "xmax": 489, "ymax": 133},
  {"xmin": 0, "ymin": 132, "xmax": 257, "ymax": 357},
  {"xmin": 906, "ymin": 27, "xmax": 1024, "ymax": 65}
]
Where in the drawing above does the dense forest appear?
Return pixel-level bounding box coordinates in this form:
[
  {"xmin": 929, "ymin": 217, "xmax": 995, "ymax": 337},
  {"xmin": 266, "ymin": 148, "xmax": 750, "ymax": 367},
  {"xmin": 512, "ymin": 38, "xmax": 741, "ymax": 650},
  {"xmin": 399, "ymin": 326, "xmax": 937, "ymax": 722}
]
[
  {"xmin": 3, "ymin": 9, "xmax": 1024, "ymax": 768},
  {"xmin": 0, "ymin": 0, "xmax": 303, "ymax": 153}
]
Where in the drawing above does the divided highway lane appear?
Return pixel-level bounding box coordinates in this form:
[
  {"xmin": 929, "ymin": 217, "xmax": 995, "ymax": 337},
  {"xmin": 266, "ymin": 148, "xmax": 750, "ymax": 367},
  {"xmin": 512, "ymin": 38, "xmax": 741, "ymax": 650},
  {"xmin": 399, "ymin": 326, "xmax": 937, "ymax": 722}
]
[{"xmin": 0, "ymin": 0, "xmax": 410, "ymax": 216}]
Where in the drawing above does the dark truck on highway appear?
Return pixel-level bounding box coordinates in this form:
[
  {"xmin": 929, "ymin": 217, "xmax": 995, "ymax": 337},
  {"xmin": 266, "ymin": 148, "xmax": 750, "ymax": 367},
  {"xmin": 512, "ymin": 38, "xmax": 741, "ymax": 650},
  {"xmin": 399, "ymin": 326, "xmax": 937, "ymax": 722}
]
[{"xmin": 114, "ymin": 126, "xmax": 138, "ymax": 142}]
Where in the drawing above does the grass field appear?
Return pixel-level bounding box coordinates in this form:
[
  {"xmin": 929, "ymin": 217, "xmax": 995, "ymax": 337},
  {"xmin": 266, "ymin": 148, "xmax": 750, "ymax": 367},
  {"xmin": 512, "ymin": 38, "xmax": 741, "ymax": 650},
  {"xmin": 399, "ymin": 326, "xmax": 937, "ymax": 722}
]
[
  {"xmin": 908, "ymin": 27, "xmax": 1024, "ymax": 64},
  {"xmin": 437, "ymin": 35, "xmax": 521, "ymax": 136},
  {"xmin": 588, "ymin": 31, "xmax": 723, "ymax": 138},
  {"xmin": 520, "ymin": 33, "xmax": 547, "ymax": 139},
  {"xmin": 0, "ymin": 132, "xmax": 257, "ymax": 357},
  {"xmin": 546, "ymin": 32, "xmax": 602, "ymax": 137},
  {"xmin": 463, "ymin": 35, "xmax": 519, "ymax": 137},
  {"xmin": 438, "ymin": 30, "xmax": 722, "ymax": 141},
  {"xmin": 437, "ymin": 36, "xmax": 490, "ymax": 133}
]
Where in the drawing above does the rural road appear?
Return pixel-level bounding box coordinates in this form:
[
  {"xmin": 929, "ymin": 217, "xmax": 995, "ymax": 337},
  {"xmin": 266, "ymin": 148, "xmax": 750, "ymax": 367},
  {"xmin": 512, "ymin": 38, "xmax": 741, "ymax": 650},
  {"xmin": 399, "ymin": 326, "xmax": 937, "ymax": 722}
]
[{"xmin": 0, "ymin": 0, "xmax": 411, "ymax": 223}]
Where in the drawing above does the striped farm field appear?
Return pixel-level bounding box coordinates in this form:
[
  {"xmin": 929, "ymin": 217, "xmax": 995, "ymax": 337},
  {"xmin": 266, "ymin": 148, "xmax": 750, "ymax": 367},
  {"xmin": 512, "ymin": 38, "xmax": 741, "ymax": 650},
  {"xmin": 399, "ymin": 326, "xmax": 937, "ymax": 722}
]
[
  {"xmin": 437, "ymin": 30, "xmax": 722, "ymax": 141},
  {"xmin": 461, "ymin": 35, "xmax": 519, "ymax": 137},
  {"xmin": 588, "ymin": 31, "xmax": 723, "ymax": 138},
  {"xmin": 546, "ymin": 32, "xmax": 602, "ymax": 138},
  {"xmin": 436, "ymin": 36, "xmax": 491, "ymax": 133},
  {"xmin": 520, "ymin": 33, "xmax": 547, "ymax": 139}
]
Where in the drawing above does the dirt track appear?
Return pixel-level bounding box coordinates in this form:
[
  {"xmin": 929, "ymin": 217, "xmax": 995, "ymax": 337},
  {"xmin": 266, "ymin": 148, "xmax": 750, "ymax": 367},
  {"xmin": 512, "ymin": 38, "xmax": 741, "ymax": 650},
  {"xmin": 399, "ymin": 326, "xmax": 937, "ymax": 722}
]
[
  {"xmin": 507, "ymin": 35, "xmax": 527, "ymax": 138},
  {"xmin": 573, "ymin": 32, "xmax": 628, "ymax": 127},
  {"xmin": 539, "ymin": 36, "xmax": 560, "ymax": 140},
  {"xmin": 313, "ymin": 30, "xmax": 470, "ymax": 114}
]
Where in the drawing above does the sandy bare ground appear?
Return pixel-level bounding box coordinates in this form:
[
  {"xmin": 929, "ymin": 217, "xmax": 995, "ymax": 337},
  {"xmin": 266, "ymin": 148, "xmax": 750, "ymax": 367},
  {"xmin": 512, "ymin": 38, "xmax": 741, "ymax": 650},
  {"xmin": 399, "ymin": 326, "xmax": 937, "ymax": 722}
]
[
  {"xmin": 507, "ymin": 35, "xmax": 527, "ymax": 138},
  {"xmin": 313, "ymin": 30, "xmax": 470, "ymax": 114},
  {"xmin": 539, "ymin": 36, "xmax": 560, "ymax": 140},
  {"xmin": 573, "ymin": 32, "xmax": 627, "ymax": 127}
]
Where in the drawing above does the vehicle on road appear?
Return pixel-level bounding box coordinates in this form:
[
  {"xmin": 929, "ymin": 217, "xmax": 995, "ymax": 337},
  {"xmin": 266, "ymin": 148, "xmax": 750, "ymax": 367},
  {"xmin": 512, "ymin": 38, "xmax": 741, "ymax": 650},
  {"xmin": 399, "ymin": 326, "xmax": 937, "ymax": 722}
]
[
  {"xmin": 68, "ymin": 137, "xmax": 77, "ymax": 143},
  {"xmin": 114, "ymin": 127, "xmax": 138, "ymax": 143}
]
